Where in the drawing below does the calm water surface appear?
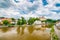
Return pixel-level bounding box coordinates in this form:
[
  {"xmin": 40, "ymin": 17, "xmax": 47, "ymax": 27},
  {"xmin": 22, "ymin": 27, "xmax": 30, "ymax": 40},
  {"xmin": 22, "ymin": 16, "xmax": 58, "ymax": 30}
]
[{"xmin": 0, "ymin": 25, "xmax": 51, "ymax": 40}]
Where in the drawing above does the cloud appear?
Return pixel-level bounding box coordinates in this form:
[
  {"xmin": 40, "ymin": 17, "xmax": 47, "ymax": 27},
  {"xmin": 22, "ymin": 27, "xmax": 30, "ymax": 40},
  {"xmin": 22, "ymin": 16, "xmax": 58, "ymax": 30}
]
[
  {"xmin": 0, "ymin": 0, "xmax": 12, "ymax": 8},
  {"xmin": 0, "ymin": 0, "xmax": 60, "ymax": 20}
]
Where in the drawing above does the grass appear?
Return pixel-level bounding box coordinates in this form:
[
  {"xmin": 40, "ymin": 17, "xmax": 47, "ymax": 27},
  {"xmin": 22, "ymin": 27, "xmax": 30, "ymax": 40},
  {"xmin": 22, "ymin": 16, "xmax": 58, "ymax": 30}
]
[{"xmin": 50, "ymin": 27, "xmax": 58, "ymax": 40}]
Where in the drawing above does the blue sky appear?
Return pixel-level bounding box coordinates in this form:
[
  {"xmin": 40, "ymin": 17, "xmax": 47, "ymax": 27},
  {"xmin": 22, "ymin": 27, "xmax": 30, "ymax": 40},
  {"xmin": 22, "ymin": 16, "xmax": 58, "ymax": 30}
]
[{"xmin": 0, "ymin": 0, "xmax": 60, "ymax": 20}]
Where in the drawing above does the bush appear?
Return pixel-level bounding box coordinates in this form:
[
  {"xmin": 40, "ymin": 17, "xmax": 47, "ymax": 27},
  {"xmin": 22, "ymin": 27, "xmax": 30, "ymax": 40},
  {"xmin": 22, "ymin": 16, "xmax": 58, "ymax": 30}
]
[
  {"xmin": 8, "ymin": 24, "xmax": 14, "ymax": 27},
  {"xmin": 3, "ymin": 20, "xmax": 10, "ymax": 25}
]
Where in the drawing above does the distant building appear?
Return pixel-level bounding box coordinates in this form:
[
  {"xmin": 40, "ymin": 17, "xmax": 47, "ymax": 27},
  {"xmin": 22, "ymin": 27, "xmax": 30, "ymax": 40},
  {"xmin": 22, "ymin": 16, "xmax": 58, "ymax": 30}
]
[
  {"xmin": 33, "ymin": 20, "xmax": 46, "ymax": 28},
  {"xmin": 55, "ymin": 21, "xmax": 60, "ymax": 30},
  {"xmin": 0, "ymin": 17, "xmax": 12, "ymax": 25},
  {"xmin": 39, "ymin": 16, "xmax": 46, "ymax": 21},
  {"xmin": 33, "ymin": 20, "xmax": 42, "ymax": 25},
  {"xmin": 33, "ymin": 20, "xmax": 42, "ymax": 28}
]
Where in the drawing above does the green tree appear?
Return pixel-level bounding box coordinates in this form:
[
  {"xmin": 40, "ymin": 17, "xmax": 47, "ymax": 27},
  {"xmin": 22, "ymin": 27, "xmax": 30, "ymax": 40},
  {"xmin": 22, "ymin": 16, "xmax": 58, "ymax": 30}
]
[
  {"xmin": 44, "ymin": 19, "xmax": 57, "ymax": 28},
  {"xmin": 17, "ymin": 17, "xmax": 27, "ymax": 25},
  {"xmin": 35, "ymin": 18, "xmax": 40, "ymax": 20},
  {"xmin": 11, "ymin": 18, "xmax": 15, "ymax": 21},
  {"xmin": 3, "ymin": 20, "xmax": 10, "ymax": 25},
  {"xmin": 11, "ymin": 18, "xmax": 16, "ymax": 25},
  {"xmin": 17, "ymin": 19, "xmax": 22, "ymax": 25},
  {"xmin": 21, "ymin": 17, "xmax": 27, "ymax": 24},
  {"xmin": 45, "ymin": 19, "xmax": 57, "ymax": 23},
  {"xmin": 28, "ymin": 17, "xmax": 39, "ymax": 25},
  {"xmin": 17, "ymin": 17, "xmax": 26, "ymax": 35}
]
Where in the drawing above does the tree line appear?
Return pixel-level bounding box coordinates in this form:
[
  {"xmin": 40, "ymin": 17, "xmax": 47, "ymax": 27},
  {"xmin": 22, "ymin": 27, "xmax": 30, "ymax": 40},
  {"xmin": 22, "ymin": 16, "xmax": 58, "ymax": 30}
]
[{"xmin": 1, "ymin": 17, "xmax": 59, "ymax": 27}]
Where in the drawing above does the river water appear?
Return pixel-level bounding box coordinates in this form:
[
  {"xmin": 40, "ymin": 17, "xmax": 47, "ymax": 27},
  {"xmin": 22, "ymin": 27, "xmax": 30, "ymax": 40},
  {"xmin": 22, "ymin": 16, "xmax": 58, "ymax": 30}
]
[{"xmin": 0, "ymin": 25, "xmax": 51, "ymax": 40}]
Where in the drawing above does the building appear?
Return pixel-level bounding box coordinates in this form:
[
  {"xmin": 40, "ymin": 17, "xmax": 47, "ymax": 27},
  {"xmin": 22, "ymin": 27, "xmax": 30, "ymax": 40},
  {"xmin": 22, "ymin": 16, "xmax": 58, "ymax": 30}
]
[
  {"xmin": 55, "ymin": 21, "xmax": 60, "ymax": 30},
  {"xmin": 33, "ymin": 20, "xmax": 42, "ymax": 28},
  {"xmin": 33, "ymin": 16, "xmax": 47, "ymax": 26},
  {"xmin": 0, "ymin": 17, "xmax": 12, "ymax": 25},
  {"xmin": 33, "ymin": 20, "xmax": 47, "ymax": 28},
  {"xmin": 33, "ymin": 20, "xmax": 42, "ymax": 25},
  {"xmin": 39, "ymin": 16, "xmax": 46, "ymax": 21}
]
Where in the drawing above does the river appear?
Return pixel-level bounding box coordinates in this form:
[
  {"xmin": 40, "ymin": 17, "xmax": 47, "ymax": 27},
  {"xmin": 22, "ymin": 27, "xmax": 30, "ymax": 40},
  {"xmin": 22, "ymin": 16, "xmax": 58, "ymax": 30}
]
[{"xmin": 0, "ymin": 25, "xmax": 51, "ymax": 40}]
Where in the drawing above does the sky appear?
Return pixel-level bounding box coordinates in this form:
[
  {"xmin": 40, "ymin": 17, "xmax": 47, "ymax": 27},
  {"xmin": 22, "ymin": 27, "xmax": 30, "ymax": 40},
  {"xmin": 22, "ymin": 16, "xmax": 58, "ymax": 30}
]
[{"xmin": 0, "ymin": 0, "xmax": 60, "ymax": 20}]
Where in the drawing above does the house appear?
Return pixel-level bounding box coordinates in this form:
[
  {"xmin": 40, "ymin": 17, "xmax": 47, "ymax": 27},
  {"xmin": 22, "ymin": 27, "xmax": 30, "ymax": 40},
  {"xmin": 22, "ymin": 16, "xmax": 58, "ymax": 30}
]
[
  {"xmin": 33, "ymin": 16, "xmax": 47, "ymax": 25},
  {"xmin": 33, "ymin": 20, "xmax": 42, "ymax": 25},
  {"xmin": 33, "ymin": 20, "xmax": 47, "ymax": 28},
  {"xmin": 0, "ymin": 17, "xmax": 5, "ymax": 25},
  {"xmin": 0, "ymin": 18, "xmax": 12, "ymax": 22},
  {"xmin": 39, "ymin": 16, "xmax": 46, "ymax": 21},
  {"xmin": 0, "ymin": 17, "xmax": 12, "ymax": 25},
  {"xmin": 55, "ymin": 22, "xmax": 60, "ymax": 30}
]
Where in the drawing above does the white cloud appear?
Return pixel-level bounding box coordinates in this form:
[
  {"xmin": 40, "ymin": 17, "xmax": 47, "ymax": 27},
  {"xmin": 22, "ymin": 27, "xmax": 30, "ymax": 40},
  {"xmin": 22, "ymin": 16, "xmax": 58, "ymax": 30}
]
[{"xmin": 0, "ymin": 0, "xmax": 60, "ymax": 19}]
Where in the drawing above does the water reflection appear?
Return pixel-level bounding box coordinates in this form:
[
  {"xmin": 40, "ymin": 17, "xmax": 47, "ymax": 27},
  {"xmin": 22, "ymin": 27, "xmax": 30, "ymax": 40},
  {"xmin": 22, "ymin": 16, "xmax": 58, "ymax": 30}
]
[
  {"xmin": 1, "ymin": 27, "xmax": 9, "ymax": 33},
  {"xmin": 0, "ymin": 25, "xmax": 51, "ymax": 40},
  {"xmin": 28, "ymin": 25, "xmax": 34, "ymax": 34},
  {"xmin": 16, "ymin": 26, "xmax": 20, "ymax": 34},
  {"xmin": 16, "ymin": 25, "xmax": 25, "ymax": 35},
  {"xmin": 16, "ymin": 25, "xmax": 35, "ymax": 35},
  {"xmin": 21, "ymin": 26, "xmax": 25, "ymax": 35}
]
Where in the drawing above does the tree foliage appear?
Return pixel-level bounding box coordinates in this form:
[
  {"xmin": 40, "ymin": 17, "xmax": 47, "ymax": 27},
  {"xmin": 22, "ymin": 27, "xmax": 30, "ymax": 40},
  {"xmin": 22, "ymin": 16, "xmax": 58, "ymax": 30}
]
[
  {"xmin": 21, "ymin": 17, "xmax": 27, "ymax": 24},
  {"xmin": 45, "ymin": 19, "xmax": 57, "ymax": 23},
  {"xmin": 11, "ymin": 18, "xmax": 15, "ymax": 21},
  {"xmin": 17, "ymin": 17, "xmax": 27, "ymax": 25},
  {"xmin": 3, "ymin": 20, "xmax": 10, "ymax": 25},
  {"xmin": 28, "ymin": 17, "xmax": 40, "ymax": 25},
  {"xmin": 42, "ymin": 19, "xmax": 57, "ymax": 28}
]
